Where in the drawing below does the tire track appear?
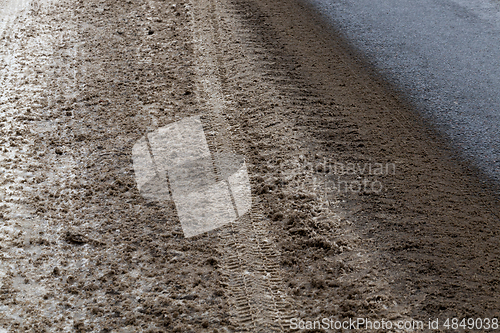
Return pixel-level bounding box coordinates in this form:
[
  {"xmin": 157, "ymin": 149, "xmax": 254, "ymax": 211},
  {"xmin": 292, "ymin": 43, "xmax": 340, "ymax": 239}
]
[{"xmin": 187, "ymin": 0, "xmax": 296, "ymax": 330}]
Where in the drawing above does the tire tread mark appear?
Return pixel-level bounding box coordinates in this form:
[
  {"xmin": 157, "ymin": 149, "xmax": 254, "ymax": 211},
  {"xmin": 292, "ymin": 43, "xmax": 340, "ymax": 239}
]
[{"xmin": 187, "ymin": 0, "xmax": 296, "ymax": 331}]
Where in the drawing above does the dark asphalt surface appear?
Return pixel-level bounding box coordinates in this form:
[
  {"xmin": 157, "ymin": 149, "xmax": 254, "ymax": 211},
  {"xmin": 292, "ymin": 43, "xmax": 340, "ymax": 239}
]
[{"xmin": 304, "ymin": 0, "xmax": 500, "ymax": 184}]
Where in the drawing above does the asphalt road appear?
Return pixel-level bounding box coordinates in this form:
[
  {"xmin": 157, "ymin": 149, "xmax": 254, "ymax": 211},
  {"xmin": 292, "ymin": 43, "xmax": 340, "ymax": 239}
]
[{"xmin": 305, "ymin": 0, "xmax": 500, "ymax": 185}]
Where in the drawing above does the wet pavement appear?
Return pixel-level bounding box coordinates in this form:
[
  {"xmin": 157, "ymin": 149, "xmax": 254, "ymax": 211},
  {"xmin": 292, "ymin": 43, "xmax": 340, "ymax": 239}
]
[{"xmin": 305, "ymin": 0, "xmax": 500, "ymax": 185}]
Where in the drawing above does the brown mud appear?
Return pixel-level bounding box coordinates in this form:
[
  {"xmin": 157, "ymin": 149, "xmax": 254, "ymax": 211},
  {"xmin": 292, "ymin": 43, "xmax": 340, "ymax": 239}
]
[{"xmin": 0, "ymin": 0, "xmax": 499, "ymax": 331}]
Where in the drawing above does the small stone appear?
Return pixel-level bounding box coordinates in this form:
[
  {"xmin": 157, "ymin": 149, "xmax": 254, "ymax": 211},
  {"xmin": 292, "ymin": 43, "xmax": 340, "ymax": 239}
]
[{"xmin": 179, "ymin": 294, "xmax": 197, "ymax": 300}]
